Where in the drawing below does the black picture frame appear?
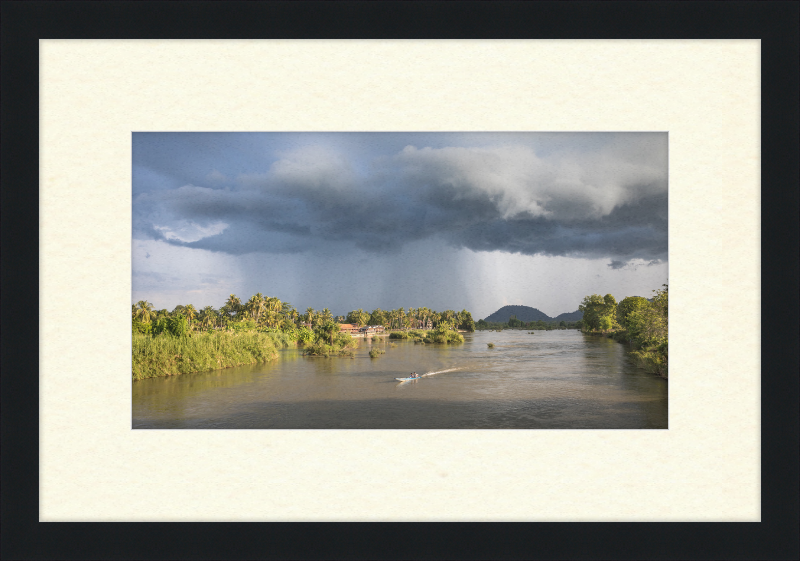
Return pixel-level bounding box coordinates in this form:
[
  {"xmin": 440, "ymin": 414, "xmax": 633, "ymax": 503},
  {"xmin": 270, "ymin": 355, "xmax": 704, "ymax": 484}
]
[{"xmin": 2, "ymin": 2, "xmax": 797, "ymax": 559}]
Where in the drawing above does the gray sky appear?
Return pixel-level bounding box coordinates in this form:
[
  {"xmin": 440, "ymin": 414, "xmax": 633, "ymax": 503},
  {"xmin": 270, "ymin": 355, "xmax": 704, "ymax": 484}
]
[{"xmin": 132, "ymin": 132, "xmax": 668, "ymax": 319}]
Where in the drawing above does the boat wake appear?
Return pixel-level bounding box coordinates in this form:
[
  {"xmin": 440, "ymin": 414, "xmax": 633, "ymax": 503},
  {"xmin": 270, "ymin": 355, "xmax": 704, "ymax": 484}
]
[{"xmin": 420, "ymin": 367, "xmax": 460, "ymax": 378}]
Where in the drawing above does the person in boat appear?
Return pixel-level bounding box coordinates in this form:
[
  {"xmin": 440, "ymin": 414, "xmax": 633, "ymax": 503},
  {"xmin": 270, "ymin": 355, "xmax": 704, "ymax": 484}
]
[{"xmin": 412, "ymin": 372, "xmax": 419, "ymax": 378}]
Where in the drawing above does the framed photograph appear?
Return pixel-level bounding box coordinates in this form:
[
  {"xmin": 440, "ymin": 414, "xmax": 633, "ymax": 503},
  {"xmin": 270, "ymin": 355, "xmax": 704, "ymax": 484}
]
[{"xmin": 4, "ymin": 2, "xmax": 796, "ymax": 559}]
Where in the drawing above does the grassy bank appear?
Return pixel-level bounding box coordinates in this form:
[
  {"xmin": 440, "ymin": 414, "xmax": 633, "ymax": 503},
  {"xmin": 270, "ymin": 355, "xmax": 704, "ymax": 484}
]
[{"xmin": 132, "ymin": 332, "xmax": 284, "ymax": 380}]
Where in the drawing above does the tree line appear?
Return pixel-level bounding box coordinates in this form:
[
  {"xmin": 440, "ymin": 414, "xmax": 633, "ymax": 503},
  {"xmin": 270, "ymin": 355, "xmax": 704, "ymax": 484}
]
[
  {"xmin": 132, "ymin": 294, "xmax": 476, "ymax": 337},
  {"xmin": 344, "ymin": 307, "xmax": 474, "ymax": 332},
  {"xmin": 475, "ymin": 318, "xmax": 582, "ymax": 331},
  {"xmin": 578, "ymin": 284, "xmax": 668, "ymax": 377}
]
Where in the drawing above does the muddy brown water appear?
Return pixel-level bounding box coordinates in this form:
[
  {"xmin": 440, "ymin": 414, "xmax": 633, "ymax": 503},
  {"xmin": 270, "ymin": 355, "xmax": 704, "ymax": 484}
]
[{"xmin": 132, "ymin": 330, "xmax": 667, "ymax": 429}]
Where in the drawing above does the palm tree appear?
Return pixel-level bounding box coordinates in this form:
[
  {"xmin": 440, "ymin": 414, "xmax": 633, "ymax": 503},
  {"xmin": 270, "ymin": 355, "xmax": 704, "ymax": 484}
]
[
  {"xmin": 368, "ymin": 308, "xmax": 383, "ymax": 327},
  {"xmin": 459, "ymin": 309, "xmax": 473, "ymax": 331},
  {"xmin": 421, "ymin": 307, "xmax": 432, "ymax": 329},
  {"xmin": 318, "ymin": 318, "xmax": 339, "ymax": 345},
  {"xmin": 287, "ymin": 307, "xmax": 299, "ymax": 327},
  {"xmin": 184, "ymin": 304, "xmax": 198, "ymax": 330},
  {"xmin": 134, "ymin": 300, "xmax": 155, "ymax": 323},
  {"xmin": 216, "ymin": 308, "xmax": 227, "ymax": 329},
  {"xmin": 351, "ymin": 308, "xmax": 369, "ymax": 327},
  {"xmin": 246, "ymin": 294, "xmax": 264, "ymax": 321},
  {"xmin": 408, "ymin": 308, "xmax": 420, "ymax": 329},
  {"xmin": 267, "ymin": 297, "xmax": 283, "ymax": 328},
  {"xmin": 225, "ymin": 294, "xmax": 242, "ymax": 319},
  {"xmin": 441, "ymin": 310, "xmax": 455, "ymax": 329},
  {"xmin": 305, "ymin": 307, "xmax": 316, "ymax": 328},
  {"xmin": 200, "ymin": 306, "xmax": 216, "ymax": 329}
]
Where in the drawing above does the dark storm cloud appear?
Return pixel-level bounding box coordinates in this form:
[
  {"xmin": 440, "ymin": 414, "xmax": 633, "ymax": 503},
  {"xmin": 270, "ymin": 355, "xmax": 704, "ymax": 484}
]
[{"xmin": 133, "ymin": 134, "xmax": 667, "ymax": 262}]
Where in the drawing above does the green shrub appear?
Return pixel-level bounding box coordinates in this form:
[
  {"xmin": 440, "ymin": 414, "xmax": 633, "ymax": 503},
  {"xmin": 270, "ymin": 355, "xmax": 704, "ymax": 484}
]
[
  {"xmin": 304, "ymin": 331, "xmax": 357, "ymax": 357},
  {"xmin": 132, "ymin": 319, "xmax": 152, "ymax": 335},
  {"xmin": 151, "ymin": 314, "xmax": 189, "ymax": 337},
  {"xmin": 264, "ymin": 330, "xmax": 295, "ymax": 348},
  {"xmin": 631, "ymin": 341, "xmax": 668, "ymax": 377},
  {"xmin": 334, "ymin": 331, "xmax": 357, "ymax": 348},
  {"xmin": 304, "ymin": 342, "xmax": 332, "ymax": 356},
  {"xmin": 230, "ymin": 319, "xmax": 257, "ymax": 333},
  {"xmin": 296, "ymin": 326, "xmax": 315, "ymax": 344},
  {"xmin": 391, "ymin": 328, "xmax": 463, "ymax": 344},
  {"xmin": 427, "ymin": 328, "xmax": 464, "ymax": 344}
]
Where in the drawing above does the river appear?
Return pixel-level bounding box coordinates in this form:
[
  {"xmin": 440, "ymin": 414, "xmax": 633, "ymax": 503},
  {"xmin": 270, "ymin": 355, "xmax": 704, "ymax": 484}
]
[{"xmin": 132, "ymin": 330, "xmax": 667, "ymax": 429}]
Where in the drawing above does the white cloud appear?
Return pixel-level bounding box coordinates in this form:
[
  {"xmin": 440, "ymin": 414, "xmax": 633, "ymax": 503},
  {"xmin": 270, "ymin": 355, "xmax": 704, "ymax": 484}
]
[
  {"xmin": 152, "ymin": 220, "xmax": 229, "ymax": 243},
  {"xmin": 392, "ymin": 143, "xmax": 666, "ymax": 221}
]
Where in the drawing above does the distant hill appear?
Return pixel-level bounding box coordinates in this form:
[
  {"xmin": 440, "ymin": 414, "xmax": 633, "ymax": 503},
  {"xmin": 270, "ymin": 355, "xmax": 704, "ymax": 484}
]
[
  {"xmin": 483, "ymin": 305, "xmax": 551, "ymax": 323},
  {"xmin": 553, "ymin": 310, "xmax": 583, "ymax": 322},
  {"xmin": 482, "ymin": 305, "xmax": 582, "ymax": 323}
]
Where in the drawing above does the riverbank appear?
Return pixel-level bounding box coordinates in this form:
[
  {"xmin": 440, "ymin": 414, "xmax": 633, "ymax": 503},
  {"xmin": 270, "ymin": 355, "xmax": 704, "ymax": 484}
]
[
  {"xmin": 132, "ymin": 332, "xmax": 285, "ymax": 380},
  {"xmin": 582, "ymin": 330, "xmax": 667, "ymax": 378},
  {"xmin": 578, "ymin": 285, "xmax": 668, "ymax": 379}
]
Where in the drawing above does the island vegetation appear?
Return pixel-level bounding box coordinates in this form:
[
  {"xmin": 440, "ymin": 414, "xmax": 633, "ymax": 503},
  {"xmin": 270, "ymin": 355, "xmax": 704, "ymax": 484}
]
[
  {"xmin": 389, "ymin": 326, "xmax": 464, "ymax": 344},
  {"xmin": 303, "ymin": 329, "xmax": 358, "ymax": 358},
  {"xmin": 132, "ymin": 294, "xmax": 474, "ymax": 379},
  {"xmin": 578, "ymin": 284, "xmax": 668, "ymax": 377}
]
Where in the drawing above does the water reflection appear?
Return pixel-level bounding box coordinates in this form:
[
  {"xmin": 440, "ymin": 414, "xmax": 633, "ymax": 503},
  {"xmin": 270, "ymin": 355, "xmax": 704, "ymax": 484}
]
[{"xmin": 133, "ymin": 330, "xmax": 667, "ymax": 429}]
